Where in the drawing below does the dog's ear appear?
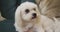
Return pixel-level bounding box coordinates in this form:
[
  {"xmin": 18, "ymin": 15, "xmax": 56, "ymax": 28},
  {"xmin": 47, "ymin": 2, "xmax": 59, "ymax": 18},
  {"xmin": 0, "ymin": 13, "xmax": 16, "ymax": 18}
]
[{"xmin": 15, "ymin": 6, "xmax": 22, "ymax": 27}]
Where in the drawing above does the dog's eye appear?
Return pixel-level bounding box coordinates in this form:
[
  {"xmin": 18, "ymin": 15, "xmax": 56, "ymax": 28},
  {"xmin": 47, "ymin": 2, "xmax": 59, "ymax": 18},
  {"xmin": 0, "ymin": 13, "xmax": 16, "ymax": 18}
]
[
  {"xmin": 25, "ymin": 9, "xmax": 29, "ymax": 13},
  {"xmin": 33, "ymin": 8, "xmax": 36, "ymax": 11}
]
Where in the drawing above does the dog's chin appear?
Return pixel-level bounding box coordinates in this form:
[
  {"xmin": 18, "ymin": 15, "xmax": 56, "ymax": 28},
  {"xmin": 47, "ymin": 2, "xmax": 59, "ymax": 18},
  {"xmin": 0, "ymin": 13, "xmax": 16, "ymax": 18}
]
[
  {"xmin": 22, "ymin": 18, "xmax": 31, "ymax": 22},
  {"xmin": 22, "ymin": 17, "xmax": 37, "ymax": 22}
]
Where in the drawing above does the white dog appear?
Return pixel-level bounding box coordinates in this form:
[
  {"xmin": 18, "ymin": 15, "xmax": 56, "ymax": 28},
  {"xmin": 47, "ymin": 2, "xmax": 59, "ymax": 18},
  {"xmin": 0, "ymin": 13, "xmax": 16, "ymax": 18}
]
[{"xmin": 14, "ymin": 2, "xmax": 57, "ymax": 32}]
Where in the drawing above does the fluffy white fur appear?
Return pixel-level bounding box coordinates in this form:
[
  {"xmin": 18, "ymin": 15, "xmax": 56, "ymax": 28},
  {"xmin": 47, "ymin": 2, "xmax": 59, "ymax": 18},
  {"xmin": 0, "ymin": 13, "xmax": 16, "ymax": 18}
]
[{"xmin": 14, "ymin": 2, "xmax": 59, "ymax": 32}]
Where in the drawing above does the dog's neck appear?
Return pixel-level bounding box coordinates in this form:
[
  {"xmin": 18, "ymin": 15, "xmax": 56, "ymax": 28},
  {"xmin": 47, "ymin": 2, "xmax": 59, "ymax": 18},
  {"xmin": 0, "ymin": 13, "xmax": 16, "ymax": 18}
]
[{"xmin": 22, "ymin": 20, "xmax": 35, "ymax": 28}]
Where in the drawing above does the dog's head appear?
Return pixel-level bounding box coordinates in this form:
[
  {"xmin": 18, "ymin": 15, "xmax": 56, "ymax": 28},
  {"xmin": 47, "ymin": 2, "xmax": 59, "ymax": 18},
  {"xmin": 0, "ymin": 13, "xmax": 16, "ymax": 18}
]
[{"xmin": 15, "ymin": 2, "xmax": 40, "ymax": 22}]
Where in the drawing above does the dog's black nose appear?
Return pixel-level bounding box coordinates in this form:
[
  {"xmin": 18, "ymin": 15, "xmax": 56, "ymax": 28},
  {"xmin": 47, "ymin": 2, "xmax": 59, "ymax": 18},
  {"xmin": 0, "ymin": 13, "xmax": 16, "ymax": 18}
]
[{"xmin": 32, "ymin": 13, "xmax": 36, "ymax": 19}]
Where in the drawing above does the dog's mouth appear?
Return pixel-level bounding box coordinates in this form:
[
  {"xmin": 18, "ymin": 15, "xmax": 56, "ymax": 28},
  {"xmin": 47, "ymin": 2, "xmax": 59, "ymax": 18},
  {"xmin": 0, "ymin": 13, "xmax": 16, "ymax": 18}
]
[{"xmin": 32, "ymin": 16, "xmax": 36, "ymax": 19}]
